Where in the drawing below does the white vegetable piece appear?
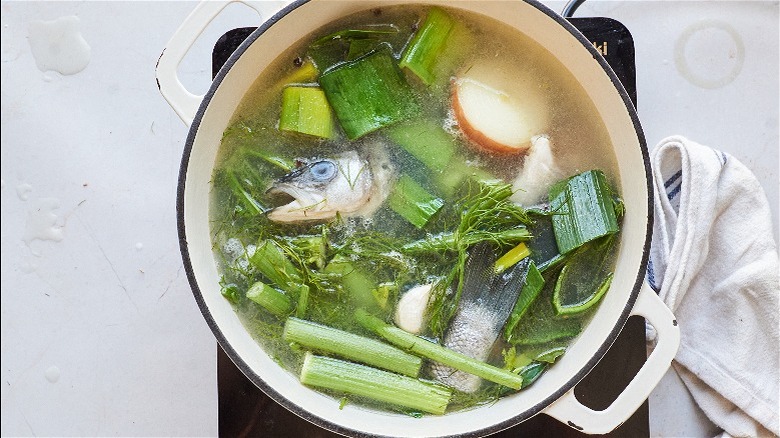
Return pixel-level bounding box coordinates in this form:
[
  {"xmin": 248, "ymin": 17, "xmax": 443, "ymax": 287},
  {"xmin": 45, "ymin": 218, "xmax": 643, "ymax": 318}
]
[
  {"xmin": 452, "ymin": 64, "xmax": 548, "ymax": 154},
  {"xmin": 510, "ymin": 135, "xmax": 566, "ymax": 205},
  {"xmin": 394, "ymin": 284, "xmax": 434, "ymax": 334}
]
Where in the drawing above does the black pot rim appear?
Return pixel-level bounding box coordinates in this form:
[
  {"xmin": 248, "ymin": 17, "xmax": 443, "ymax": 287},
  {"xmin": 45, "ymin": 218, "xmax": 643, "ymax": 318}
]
[{"xmin": 175, "ymin": 1, "xmax": 652, "ymax": 436}]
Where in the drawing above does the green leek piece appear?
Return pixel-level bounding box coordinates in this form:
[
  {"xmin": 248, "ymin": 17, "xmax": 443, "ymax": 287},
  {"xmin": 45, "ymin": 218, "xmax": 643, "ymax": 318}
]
[
  {"xmin": 300, "ymin": 353, "xmax": 451, "ymax": 415},
  {"xmin": 279, "ymin": 86, "xmax": 334, "ymax": 138},
  {"xmin": 386, "ymin": 120, "xmax": 456, "ymax": 170},
  {"xmin": 549, "ymin": 170, "xmax": 620, "ymax": 255},
  {"xmin": 554, "ymin": 269, "xmax": 614, "ymax": 316},
  {"xmin": 552, "ymin": 234, "xmax": 618, "ymax": 316},
  {"xmin": 400, "ymin": 8, "xmax": 455, "ymax": 84},
  {"xmin": 494, "ymin": 242, "xmax": 531, "ymax": 274},
  {"xmin": 535, "ymin": 346, "xmax": 567, "ymax": 363},
  {"xmin": 355, "ymin": 310, "xmax": 527, "ymax": 390},
  {"xmin": 319, "ymin": 45, "xmax": 419, "ymax": 140},
  {"xmin": 283, "ymin": 317, "xmax": 422, "ymax": 377},
  {"xmin": 517, "ymin": 362, "xmax": 547, "ymax": 387},
  {"xmin": 388, "ymin": 175, "xmax": 444, "ymax": 229},
  {"xmin": 503, "ymin": 261, "xmax": 544, "ymax": 339},
  {"xmin": 246, "ymin": 281, "xmax": 292, "ymax": 317},
  {"xmin": 276, "ymin": 60, "xmax": 318, "ymax": 87}
]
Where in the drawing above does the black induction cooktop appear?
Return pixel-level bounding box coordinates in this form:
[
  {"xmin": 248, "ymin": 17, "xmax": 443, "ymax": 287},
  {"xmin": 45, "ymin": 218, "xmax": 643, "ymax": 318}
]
[{"xmin": 211, "ymin": 16, "xmax": 646, "ymax": 438}]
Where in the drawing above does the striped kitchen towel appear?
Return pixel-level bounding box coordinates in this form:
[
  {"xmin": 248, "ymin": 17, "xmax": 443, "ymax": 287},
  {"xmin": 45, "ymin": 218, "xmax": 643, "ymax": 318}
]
[{"xmin": 647, "ymin": 135, "xmax": 779, "ymax": 437}]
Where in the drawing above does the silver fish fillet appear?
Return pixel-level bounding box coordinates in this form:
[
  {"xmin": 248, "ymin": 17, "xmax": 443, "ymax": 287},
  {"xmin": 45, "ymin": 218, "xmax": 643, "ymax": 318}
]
[{"xmin": 430, "ymin": 243, "xmax": 531, "ymax": 393}]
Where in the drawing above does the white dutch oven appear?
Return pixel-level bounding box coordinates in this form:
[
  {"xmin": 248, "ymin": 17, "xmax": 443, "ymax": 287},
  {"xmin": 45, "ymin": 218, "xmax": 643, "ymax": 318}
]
[{"xmin": 156, "ymin": 1, "xmax": 680, "ymax": 436}]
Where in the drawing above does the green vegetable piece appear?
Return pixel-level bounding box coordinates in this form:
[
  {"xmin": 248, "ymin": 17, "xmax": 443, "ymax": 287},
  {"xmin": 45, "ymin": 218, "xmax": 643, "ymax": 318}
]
[
  {"xmin": 279, "ymin": 86, "xmax": 334, "ymax": 138},
  {"xmin": 494, "ymin": 242, "xmax": 531, "ymax": 274},
  {"xmin": 386, "ymin": 120, "xmax": 455, "ymax": 170},
  {"xmin": 517, "ymin": 362, "xmax": 547, "ymax": 388},
  {"xmin": 319, "ymin": 45, "xmax": 419, "ymax": 139},
  {"xmin": 507, "ymin": 273, "xmax": 583, "ymax": 346},
  {"xmin": 246, "ymin": 281, "xmax": 292, "ymax": 317},
  {"xmin": 503, "ymin": 261, "xmax": 544, "ymax": 339},
  {"xmin": 356, "ymin": 310, "xmax": 526, "ymax": 390},
  {"xmin": 400, "ymin": 7, "xmax": 455, "ymax": 84},
  {"xmin": 283, "ymin": 317, "xmax": 422, "ymax": 377},
  {"xmin": 220, "ymin": 281, "xmax": 241, "ymax": 304},
  {"xmin": 249, "ymin": 240, "xmax": 304, "ymax": 289},
  {"xmin": 549, "ymin": 170, "xmax": 620, "ymax": 255},
  {"xmin": 554, "ymin": 269, "xmax": 614, "ymax": 316},
  {"xmin": 323, "ymin": 257, "xmax": 378, "ymax": 310},
  {"xmin": 300, "ymin": 353, "xmax": 451, "ymax": 415},
  {"xmin": 535, "ymin": 346, "xmax": 567, "ymax": 363},
  {"xmin": 388, "ymin": 175, "xmax": 444, "ymax": 228},
  {"xmin": 552, "ymin": 234, "xmax": 618, "ymax": 316}
]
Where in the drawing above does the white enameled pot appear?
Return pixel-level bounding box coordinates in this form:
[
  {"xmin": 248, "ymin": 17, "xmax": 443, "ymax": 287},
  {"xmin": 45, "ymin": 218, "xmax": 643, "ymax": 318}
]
[{"xmin": 156, "ymin": 1, "xmax": 680, "ymax": 436}]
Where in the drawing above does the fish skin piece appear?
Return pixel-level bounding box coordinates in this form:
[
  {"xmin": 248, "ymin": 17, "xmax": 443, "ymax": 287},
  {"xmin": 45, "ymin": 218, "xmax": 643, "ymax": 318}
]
[{"xmin": 430, "ymin": 244, "xmax": 531, "ymax": 393}]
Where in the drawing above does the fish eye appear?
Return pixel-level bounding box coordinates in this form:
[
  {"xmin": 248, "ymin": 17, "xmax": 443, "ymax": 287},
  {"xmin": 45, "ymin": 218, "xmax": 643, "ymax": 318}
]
[{"xmin": 309, "ymin": 161, "xmax": 337, "ymax": 181}]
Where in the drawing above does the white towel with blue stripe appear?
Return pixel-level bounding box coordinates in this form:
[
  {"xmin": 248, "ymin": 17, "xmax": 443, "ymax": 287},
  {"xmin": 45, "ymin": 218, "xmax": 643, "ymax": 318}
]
[{"xmin": 647, "ymin": 136, "xmax": 779, "ymax": 437}]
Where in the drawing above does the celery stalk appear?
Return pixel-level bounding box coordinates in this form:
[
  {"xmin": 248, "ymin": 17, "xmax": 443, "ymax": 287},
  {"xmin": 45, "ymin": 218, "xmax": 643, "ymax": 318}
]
[
  {"xmin": 283, "ymin": 318, "xmax": 422, "ymax": 377},
  {"xmin": 246, "ymin": 282, "xmax": 292, "ymax": 317},
  {"xmin": 355, "ymin": 310, "xmax": 526, "ymax": 390},
  {"xmin": 300, "ymin": 353, "xmax": 451, "ymax": 415}
]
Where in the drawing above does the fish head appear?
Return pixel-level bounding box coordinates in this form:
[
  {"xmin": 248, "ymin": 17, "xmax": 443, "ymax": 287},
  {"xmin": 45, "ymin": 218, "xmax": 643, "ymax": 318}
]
[{"xmin": 267, "ymin": 151, "xmax": 373, "ymax": 222}]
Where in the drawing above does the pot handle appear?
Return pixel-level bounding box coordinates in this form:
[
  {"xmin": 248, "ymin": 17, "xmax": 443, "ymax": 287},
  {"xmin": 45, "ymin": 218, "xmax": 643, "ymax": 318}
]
[
  {"xmin": 155, "ymin": 1, "xmax": 280, "ymax": 126},
  {"xmin": 542, "ymin": 281, "xmax": 680, "ymax": 434}
]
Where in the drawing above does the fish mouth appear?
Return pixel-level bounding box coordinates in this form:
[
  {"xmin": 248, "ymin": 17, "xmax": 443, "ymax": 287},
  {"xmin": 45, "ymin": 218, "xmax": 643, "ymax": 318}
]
[{"xmin": 267, "ymin": 183, "xmax": 328, "ymax": 220}]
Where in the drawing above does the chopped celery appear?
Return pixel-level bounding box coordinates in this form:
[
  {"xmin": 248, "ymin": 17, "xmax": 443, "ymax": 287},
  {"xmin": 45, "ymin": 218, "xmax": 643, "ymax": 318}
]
[
  {"xmin": 319, "ymin": 45, "xmax": 419, "ymax": 139},
  {"xmin": 249, "ymin": 240, "xmax": 304, "ymax": 290},
  {"xmin": 400, "ymin": 8, "xmax": 455, "ymax": 84},
  {"xmin": 279, "ymin": 86, "xmax": 334, "ymax": 138},
  {"xmin": 503, "ymin": 261, "xmax": 544, "ymax": 339},
  {"xmin": 300, "ymin": 353, "xmax": 451, "ymax": 415},
  {"xmin": 283, "ymin": 317, "xmax": 422, "ymax": 377},
  {"xmin": 356, "ymin": 310, "xmax": 527, "ymax": 390},
  {"xmin": 494, "ymin": 242, "xmax": 531, "ymax": 274},
  {"xmin": 549, "ymin": 170, "xmax": 620, "ymax": 254},
  {"xmin": 246, "ymin": 281, "xmax": 292, "ymax": 317},
  {"xmin": 248, "ymin": 240, "xmax": 309, "ymax": 317},
  {"xmin": 388, "ymin": 175, "xmax": 444, "ymax": 229}
]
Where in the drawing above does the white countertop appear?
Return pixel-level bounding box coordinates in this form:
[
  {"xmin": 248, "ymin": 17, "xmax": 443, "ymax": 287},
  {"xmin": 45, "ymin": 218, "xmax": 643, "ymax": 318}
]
[{"xmin": 1, "ymin": 1, "xmax": 777, "ymax": 436}]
